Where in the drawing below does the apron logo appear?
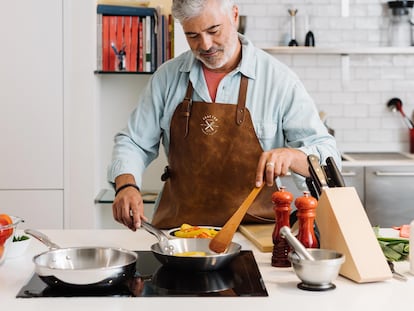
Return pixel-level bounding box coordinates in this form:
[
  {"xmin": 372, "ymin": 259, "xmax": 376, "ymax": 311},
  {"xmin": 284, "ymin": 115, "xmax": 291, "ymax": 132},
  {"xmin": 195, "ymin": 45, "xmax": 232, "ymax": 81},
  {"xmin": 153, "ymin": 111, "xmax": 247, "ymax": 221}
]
[{"xmin": 201, "ymin": 114, "xmax": 219, "ymax": 135}]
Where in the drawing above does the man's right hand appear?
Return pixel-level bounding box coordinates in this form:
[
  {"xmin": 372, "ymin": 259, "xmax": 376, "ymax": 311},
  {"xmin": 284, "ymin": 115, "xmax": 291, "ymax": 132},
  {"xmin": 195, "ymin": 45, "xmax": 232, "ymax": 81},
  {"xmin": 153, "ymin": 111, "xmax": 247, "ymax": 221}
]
[{"xmin": 112, "ymin": 174, "xmax": 147, "ymax": 231}]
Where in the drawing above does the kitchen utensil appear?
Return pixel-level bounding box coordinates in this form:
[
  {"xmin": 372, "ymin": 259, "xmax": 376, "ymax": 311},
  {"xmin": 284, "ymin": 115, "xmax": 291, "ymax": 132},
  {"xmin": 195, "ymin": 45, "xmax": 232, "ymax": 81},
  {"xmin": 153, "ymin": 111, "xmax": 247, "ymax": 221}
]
[
  {"xmin": 325, "ymin": 157, "xmax": 346, "ymax": 187},
  {"xmin": 307, "ymin": 154, "xmax": 329, "ymax": 195},
  {"xmin": 25, "ymin": 229, "xmax": 137, "ymax": 288},
  {"xmin": 305, "ymin": 177, "xmax": 319, "ymax": 199},
  {"xmin": 387, "ymin": 260, "xmax": 408, "ymax": 281},
  {"xmin": 387, "ymin": 97, "xmax": 414, "ymax": 129},
  {"xmin": 141, "ymin": 221, "xmax": 174, "ymax": 255},
  {"xmin": 150, "ymin": 237, "xmax": 241, "ymax": 271},
  {"xmin": 304, "ymin": 15, "xmax": 315, "ymax": 47},
  {"xmin": 387, "ymin": 1, "xmax": 414, "ymax": 46},
  {"xmin": 209, "ymin": 183, "xmax": 265, "ymax": 253},
  {"xmin": 288, "ymin": 248, "xmax": 345, "ymax": 291},
  {"xmin": 288, "ymin": 9, "xmax": 299, "ymax": 46},
  {"xmin": 6, "ymin": 235, "xmax": 31, "ymax": 259},
  {"xmin": 279, "ymin": 226, "xmax": 315, "ymax": 261}
]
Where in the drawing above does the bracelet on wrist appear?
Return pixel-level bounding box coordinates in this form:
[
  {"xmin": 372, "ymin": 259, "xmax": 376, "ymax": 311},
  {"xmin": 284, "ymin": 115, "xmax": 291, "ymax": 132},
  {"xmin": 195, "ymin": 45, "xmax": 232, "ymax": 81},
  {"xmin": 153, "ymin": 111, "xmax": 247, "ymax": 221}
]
[{"xmin": 115, "ymin": 183, "xmax": 140, "ymax": 196}]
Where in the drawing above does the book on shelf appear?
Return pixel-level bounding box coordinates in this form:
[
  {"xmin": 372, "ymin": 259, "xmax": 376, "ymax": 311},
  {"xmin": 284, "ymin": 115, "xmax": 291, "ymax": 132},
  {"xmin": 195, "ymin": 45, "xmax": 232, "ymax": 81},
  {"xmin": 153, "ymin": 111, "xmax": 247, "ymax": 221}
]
[
  {"xmin": 96, "ymin": 4, "xmax": 173, "ymax": 73},
  {"xmin": 97, "ymin": 4, "xmax": 156, "ymax": 17},
  {"xmin": 123, "ymin": 16, "xmax": 132, "ymax": 71},
  {"xmin": 130, "ymin": 16, "xmax": 139, "ymax": 71}
]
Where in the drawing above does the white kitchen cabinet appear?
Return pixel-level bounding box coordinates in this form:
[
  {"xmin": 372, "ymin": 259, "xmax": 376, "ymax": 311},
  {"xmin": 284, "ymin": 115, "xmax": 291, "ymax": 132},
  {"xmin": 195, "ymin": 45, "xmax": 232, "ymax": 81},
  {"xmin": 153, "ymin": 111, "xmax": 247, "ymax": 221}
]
[
  {"xmin": 0, "ymin": 0, "xmax": 63, "ymax": 189},
  {"xmin": 0, "ymin": 190, "xmax": 63, "ymax": 229},
  {"xmin": 0, "ymin": 0, "xmax": 63, "ymax": 226},
  {"xmin": 364, "ymin": 165, "xmax": 414, "ymax": 227}
]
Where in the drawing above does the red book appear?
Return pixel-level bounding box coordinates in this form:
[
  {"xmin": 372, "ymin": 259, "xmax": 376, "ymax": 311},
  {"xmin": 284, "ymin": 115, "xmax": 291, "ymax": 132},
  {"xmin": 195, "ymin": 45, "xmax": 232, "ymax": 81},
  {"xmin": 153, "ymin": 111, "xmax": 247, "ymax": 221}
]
[
  {"xmin": 115, "ymin": 16, "xmax": 124, "ymax": 70},
  {"xmin": 102, "ymin": 15, "xmax": 110, "ymax": 70},
  {"xmin": 108, "ymin": 15, "xmax": 117, "ymax": 71},
  {"xmin": 130, "ymin": 16, "xmax": 139, "ymax": 71},
  {"xmin": 123, "ymin": 16, "xmax": 132, "ymax": 71}
]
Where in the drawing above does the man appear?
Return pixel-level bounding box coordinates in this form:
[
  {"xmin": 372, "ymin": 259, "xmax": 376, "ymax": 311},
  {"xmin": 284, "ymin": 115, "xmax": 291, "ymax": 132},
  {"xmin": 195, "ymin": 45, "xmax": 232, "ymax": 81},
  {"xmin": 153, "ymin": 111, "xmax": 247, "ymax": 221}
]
[{"xmin": 108, "ymin": 0, "xmax": 341, "ymax": 230}]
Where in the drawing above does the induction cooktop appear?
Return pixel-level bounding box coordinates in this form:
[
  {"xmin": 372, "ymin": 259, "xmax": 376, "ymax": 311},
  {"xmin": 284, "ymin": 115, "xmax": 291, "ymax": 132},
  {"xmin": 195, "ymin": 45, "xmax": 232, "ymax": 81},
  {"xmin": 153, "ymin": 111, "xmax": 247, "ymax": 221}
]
[{"xmin": 16, "ymin": 250, "xmax": 268, "ymax": 297}]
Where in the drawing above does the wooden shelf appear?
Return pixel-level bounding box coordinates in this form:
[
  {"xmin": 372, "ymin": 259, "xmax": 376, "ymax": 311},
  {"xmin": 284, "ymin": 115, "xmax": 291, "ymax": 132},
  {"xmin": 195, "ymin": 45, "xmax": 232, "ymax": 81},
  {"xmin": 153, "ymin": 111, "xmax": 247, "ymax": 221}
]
[
  {"xmin": 94, "ymin": 70, "xmax": 154, "ymax": 75},
  {"xmin": 262, "ymin": 46, "xmax": 414, "ymax": 55},
  {"xmin": 95, "ymin": 188, "xmax": 158, "ymax": 204}
]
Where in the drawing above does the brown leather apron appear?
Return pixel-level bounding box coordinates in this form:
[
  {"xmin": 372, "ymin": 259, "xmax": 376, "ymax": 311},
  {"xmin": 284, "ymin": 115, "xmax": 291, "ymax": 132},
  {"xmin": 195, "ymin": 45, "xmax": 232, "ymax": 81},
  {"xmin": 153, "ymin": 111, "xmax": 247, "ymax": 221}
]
[{"xmin": 152, "ymin": 75, "xmax": 277, "ymax": 229}]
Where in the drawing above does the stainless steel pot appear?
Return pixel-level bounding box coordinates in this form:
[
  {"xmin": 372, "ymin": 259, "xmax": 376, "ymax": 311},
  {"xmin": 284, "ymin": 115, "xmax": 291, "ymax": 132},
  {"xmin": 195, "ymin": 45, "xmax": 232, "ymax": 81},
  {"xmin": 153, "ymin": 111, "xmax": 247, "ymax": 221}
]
[{"xmin": 25, "ymin": 229, "xmax": 137, "ymax": 288}]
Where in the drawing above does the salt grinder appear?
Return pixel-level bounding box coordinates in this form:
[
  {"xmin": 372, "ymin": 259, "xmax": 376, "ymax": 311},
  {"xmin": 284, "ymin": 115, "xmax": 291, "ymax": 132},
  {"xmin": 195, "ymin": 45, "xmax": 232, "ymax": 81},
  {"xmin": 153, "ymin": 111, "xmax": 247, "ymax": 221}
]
[
  {"xmin": 295, "ymin": 191, "xmax": 319, "ymax": 249},
  {"xmin": 271, "ymin": 186, "xmax": 293, "ymax": 267}
]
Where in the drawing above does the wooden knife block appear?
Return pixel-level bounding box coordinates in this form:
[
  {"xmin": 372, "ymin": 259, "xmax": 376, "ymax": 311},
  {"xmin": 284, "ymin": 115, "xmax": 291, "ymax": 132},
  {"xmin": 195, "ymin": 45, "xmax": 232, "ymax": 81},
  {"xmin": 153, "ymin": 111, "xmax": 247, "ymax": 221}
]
[{"xmin": 316, "ymin": 187, "xmax": 392, "ymax": 283}]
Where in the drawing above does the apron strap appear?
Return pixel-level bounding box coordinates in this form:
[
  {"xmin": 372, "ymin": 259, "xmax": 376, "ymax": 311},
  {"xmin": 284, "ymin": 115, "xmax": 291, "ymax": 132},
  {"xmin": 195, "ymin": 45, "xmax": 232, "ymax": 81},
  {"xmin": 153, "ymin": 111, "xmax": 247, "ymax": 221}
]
[
  {"xmin": 182, "ymin": 81, "xmax": 194, "ymax": 138},
  {"xmin": 236, "ymin": 75, "xmax": 248, "ymax": 126}
]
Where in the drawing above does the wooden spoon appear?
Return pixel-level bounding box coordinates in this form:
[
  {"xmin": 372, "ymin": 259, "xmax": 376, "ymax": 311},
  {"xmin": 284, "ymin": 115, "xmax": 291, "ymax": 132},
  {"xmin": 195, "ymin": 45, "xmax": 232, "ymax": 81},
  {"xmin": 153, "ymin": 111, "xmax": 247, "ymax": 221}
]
[{"xmin": 209, "ymin": 183, "xmax": 265, "ymax": 253}]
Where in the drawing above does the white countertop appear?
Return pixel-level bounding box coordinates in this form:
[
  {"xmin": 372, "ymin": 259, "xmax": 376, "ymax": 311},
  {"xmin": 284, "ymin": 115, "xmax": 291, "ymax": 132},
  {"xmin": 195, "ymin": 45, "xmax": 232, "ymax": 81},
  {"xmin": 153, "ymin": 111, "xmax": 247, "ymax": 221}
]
[{"xmin": 1, "ymin": 229, "xmax": 412, "ymax": 311}]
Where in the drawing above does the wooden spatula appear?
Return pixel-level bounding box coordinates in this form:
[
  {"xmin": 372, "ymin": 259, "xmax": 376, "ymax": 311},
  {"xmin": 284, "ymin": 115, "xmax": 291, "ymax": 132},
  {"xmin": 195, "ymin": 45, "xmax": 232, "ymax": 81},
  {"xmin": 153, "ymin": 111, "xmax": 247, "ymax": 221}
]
[{"xmin": 209, "ymin": 183, "xmax": 265, "ymax": 253}]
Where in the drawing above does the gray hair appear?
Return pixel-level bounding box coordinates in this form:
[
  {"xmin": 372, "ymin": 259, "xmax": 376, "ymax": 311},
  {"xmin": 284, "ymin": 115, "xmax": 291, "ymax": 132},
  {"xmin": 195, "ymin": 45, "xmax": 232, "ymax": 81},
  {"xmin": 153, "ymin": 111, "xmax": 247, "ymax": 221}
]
[{"xmin": 172, "ymin": 0, "xmax": 235, "ymax": 23}]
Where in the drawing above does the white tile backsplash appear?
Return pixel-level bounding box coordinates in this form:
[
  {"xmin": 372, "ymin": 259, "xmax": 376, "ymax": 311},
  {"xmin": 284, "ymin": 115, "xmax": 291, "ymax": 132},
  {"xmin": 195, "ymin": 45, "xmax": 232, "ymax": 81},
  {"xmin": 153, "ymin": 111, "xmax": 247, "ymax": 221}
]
[{"xmin": 238, "ymin": 0, "xmax": 414, "ymax": 153}]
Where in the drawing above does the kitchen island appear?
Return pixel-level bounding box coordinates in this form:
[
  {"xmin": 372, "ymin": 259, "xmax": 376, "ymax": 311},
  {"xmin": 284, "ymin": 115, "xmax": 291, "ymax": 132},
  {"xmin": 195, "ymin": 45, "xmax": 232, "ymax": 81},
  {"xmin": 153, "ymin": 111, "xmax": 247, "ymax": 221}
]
[{"xmin": 0, "ymin": 229, "xmax": 412, "ymax": 310}]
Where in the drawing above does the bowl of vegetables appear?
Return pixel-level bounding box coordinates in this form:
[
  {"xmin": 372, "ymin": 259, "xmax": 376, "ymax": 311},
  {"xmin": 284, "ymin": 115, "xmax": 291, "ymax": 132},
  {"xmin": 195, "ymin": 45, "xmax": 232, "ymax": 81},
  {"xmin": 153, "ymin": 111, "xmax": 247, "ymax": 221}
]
[
  {"xmin": 7, "ymin": 234, "xmax": 31, "ymax": 259},
  {"xmin": 0, "ymin": 214, "xmax": 24, "ymax": 265}
]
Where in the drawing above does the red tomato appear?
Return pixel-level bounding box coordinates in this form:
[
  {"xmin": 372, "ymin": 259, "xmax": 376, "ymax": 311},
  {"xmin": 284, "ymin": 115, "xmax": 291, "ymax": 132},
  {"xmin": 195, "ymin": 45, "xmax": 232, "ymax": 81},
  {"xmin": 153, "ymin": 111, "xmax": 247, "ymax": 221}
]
[
  {"xmin": 392, "ymin": 224, "xmax": 410, "ymax": 238},
  {"xmin": 0, "ymin": 214, "xmax": 13, "ymax": 245},
  {"xmin": 399, "ymin": 224, "xmax": 410, "ymax": 238}
]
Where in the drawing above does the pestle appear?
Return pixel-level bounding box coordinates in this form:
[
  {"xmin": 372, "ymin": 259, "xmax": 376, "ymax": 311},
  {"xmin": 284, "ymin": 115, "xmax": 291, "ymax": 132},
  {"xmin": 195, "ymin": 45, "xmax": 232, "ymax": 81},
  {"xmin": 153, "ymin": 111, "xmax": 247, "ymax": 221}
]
[{"xmin": 280, "ymin": 226, "xmax": 315, "ymax": 261}]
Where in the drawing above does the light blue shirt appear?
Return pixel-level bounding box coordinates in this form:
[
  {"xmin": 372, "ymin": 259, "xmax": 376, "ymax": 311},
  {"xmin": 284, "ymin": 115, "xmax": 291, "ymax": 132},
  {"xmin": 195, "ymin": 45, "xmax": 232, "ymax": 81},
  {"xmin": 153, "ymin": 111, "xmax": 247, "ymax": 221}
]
[{"xmin": 108, "ymin": 35, "xmax": 341, "ymax": 190}]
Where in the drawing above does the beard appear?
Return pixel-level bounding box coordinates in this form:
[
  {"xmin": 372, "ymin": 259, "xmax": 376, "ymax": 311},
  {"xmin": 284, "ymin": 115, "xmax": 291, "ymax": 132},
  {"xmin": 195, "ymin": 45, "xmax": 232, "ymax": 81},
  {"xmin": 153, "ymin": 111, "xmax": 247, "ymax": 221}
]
[{"xmin": 194, "ymin": 34, "xmax": 239, "ymax": 70}]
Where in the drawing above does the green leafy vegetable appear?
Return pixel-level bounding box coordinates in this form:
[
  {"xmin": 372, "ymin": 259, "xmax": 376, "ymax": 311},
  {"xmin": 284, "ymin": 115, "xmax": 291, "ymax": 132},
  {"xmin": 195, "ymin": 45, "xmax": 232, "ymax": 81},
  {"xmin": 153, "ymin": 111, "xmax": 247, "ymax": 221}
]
[
  {"xmin": 374, "ymin": 226, "xmax": 409, "ymax": 262},
  {"xmin": 13, "ymin": 235, "xmax": 30, "ymax": 242}
]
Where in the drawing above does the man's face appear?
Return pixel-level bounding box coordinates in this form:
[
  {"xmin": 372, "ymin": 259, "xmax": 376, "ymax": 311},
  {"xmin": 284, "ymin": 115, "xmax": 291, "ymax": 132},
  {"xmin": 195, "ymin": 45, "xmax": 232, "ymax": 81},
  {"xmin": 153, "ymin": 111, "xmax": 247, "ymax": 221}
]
[{"xmin": 181, "ymin": 0, "xmax": 240, "ymax": 72}]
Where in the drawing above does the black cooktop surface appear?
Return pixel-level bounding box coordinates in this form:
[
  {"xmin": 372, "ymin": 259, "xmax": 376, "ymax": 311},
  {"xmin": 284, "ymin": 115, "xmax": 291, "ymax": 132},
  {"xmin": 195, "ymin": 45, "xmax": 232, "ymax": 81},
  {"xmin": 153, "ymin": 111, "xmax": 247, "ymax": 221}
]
[{"xmin": 17, "ymin": 250, "xmax": 268, "ymax": 297}]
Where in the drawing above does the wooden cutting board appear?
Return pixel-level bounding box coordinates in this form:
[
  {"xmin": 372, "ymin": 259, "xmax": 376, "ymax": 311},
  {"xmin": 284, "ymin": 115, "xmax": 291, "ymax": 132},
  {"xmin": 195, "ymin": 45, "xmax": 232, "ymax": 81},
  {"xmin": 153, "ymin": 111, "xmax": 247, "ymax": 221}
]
[{"xmin": 239, "ymin": 224, "xmax": 274, "ymax": 252}]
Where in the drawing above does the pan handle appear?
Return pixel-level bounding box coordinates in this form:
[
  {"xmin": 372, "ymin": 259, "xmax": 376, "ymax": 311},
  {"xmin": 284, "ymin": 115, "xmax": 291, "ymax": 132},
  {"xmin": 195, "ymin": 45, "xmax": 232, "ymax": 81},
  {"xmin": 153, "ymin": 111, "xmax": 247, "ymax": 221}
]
[
  {"xmin": 141, "ymin": 221, "xmax": 174, "ymax": 255},
  {"xmin": 24, "ymin": 229, "xmax": 61, "ymax": 249}
]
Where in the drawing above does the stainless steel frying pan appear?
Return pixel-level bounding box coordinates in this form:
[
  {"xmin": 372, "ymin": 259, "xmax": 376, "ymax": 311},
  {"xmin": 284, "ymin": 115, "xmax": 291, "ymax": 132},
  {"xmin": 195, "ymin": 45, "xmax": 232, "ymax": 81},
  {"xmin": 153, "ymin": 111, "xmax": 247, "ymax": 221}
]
[
  {"xmin": 141, "ymin": 222, "xmax": 241, "ymax": 271},
  {"xmin": 25, "ymin": 229, "xmax": 137, "ymax": 288}
]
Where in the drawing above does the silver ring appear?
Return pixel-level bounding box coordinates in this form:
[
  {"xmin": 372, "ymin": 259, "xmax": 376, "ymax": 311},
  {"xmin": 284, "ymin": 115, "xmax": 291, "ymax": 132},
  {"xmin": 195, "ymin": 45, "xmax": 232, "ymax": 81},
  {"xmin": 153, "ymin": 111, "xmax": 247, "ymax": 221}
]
[{"xmin": 266, "ymin": 162, "xmax": 275, "ymax": 167}]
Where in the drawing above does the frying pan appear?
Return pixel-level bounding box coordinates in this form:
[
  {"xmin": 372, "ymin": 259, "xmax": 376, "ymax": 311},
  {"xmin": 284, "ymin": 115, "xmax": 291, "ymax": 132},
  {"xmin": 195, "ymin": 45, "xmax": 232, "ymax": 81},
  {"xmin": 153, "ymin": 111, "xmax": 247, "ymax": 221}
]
[
  {"xmin": 141, "ymin": 222, "xmax": 241, "ymax": 271},
  {"xmin": 25, "ymin": 229, "xmax": 138, "ymax": 288}
]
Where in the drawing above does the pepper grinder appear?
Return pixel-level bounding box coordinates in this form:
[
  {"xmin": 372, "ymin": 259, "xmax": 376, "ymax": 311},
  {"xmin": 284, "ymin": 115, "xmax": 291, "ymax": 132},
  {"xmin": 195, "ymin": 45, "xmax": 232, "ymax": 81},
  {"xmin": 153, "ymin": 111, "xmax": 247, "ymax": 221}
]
[
  {"xmin": 288, "ymin": 9, "xmax": 299, "ymax": 46},
  {"xmin": 271, "ymin": 186, "xmax": 293, "ymax": 267},
  {"xmin": 295, "ymin": 191, "xmax": 319, "ymax": 249}
]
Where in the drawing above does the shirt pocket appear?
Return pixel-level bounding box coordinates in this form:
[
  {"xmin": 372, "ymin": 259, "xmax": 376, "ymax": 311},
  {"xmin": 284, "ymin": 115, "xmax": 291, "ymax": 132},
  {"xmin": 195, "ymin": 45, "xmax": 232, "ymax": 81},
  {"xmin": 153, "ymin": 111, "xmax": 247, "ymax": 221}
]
[{"xmin": 255, "ymin": 122, "xmax": 277, "ymax": 140}]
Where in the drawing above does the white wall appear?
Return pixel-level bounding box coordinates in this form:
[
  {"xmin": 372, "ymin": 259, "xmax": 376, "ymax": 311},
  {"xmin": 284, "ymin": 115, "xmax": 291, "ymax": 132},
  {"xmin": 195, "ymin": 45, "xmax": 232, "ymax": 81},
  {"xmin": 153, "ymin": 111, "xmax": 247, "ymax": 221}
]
[{"xmin": 237, "ymin": 0, "xmax": 414, "ymax": 153}]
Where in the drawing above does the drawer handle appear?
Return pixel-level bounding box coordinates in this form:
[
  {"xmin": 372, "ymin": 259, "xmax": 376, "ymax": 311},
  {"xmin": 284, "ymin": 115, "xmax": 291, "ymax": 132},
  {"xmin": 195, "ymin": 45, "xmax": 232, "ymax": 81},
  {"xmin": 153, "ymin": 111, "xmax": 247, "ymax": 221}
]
[
  {"xmin": 374, "ymin": 171, "xmax": 414, "ymax": 177},
  {"xmin": 341, "ymin": 171, "xmax": 357, "ymax": 177}
]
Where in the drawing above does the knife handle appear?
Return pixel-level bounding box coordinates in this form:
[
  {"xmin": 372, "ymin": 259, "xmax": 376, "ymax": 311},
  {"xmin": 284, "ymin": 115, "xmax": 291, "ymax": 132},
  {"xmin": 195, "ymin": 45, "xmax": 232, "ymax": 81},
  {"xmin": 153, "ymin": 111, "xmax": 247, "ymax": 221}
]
[
  {"xmin": 326, "ymin": 157, "xmax": 346, "ymax": 187},
  {"xmin": 307, "ymin": 154, "xmax": 328, "ymax": 190}
]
